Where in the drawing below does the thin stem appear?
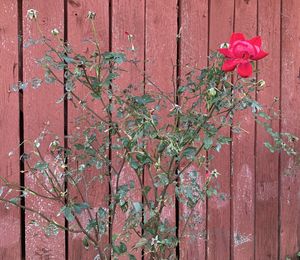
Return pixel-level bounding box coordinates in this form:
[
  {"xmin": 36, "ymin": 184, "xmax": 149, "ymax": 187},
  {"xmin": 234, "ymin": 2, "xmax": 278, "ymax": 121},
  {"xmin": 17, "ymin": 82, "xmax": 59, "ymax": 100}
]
[{"xmin": 0, "ymin": 197, "xmax": 81, "ymax": 233}]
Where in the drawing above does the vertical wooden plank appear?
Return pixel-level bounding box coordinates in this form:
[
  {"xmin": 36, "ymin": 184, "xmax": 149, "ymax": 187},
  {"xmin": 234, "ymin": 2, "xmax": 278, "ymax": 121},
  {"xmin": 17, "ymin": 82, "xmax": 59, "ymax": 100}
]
[
  {"xmin": 232, "ymin": 0, "xmax": 257, "ymax": 259},
  {"xmin": 23, "ymin": 1, "xmax": 65, "ymax": 259},
  {"xmin": 67, "ymin": 1, "xmax": 110, "ymax": 259},
  {"xmin": 207, "ymin": 1, "xmax": 234, "ymax": 260},
  {"xmin": 280, "ymin": 1, "xmax": 300, "ymax": 259},
  {"xmin": 145, "ymin": 0, "xmax": 177, "ymax": 258},
  {"xmin": 111, "ymin": 0, "xmax": 145, "ymax": 258},
  {"xmin": 145, "ymin": 0, "xmax": 177, "ymax": 113},
  {"xmin": 0, "ymin": 1, "xmax": 21, "ymax": 259},
  {"xmin": 256, "ymin": 0, "xmax": 280, "ymax": 259},
  {"xmin": 179, "ymin": 1, "xmax": 208, "ymax": 259}
]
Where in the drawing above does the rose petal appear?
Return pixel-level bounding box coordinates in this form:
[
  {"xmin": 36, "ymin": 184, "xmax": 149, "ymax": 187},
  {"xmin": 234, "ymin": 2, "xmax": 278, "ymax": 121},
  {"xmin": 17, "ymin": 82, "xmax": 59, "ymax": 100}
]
[
  {"xmin": 252, "ymin": 50, "xmax": 268, "ymax": 60},
  {"xmin": 232, "ymin": 41, "xmax": 256, "ymax": 58},
  {"xmin": 248, "ymin": 36, "xmax": 262, "ymax": 47},
  {"xmin": 222, "ymin": 59, "xmax": 239, "ymax": 72},
  {"xmin": 237, "ymin": 62, "xmax": 253, "ymax": 78},
  {"xmin": 218, "ymin": 48, "xmax": 233, "ymax": 58},
  {"xmin": 230, "ymin": 33, "xmax": 245, "ymax": 45}
]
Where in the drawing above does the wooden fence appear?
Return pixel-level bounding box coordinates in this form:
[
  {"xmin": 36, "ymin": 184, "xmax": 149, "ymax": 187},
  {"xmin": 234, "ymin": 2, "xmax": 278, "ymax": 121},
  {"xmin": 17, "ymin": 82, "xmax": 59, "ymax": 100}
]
[{"xmin": 0, "ymin": 0, "xmax": 300, "ymax": 259}]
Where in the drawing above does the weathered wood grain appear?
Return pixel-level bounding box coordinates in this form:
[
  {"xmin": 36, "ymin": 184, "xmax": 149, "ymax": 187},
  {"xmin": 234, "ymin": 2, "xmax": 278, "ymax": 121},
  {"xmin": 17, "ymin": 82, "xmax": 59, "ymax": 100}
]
[
  {"xmin": 0, "ymin": 1, "xmax": 21, "ymax": 259},
  {"xmin": 280, "ymin": 1, "xmax": 300, "ymax": 259},
  {"xmin": 207, "ymin": 1, "xmax": 234, "ymax": 260},
  {"xmin": 232, "ymin": 0, "xmax": 258, "ymax": 259},
  {"xmin": 145, "ymin": 1, "xmax": 177, "ymax": 259},
  {"xmin": 111, "ymin": 0, "xmax": 145, "ymax": 258},
  {"xmin": 179, "ymin": 1, "xmax": 208, "ymax": 259},
  {"xmin": 256, "ymin": 0, "xmax": 281, "ymax": 259},
  {"xmin": 67, "ymin": 1, "xmax": 110, "ymax": 259},
  {"xmin": 23, "ymin": 1, "xmax": 65, "ymax": 259},
  {"xmin": 0, "ymin": 1, "xmax": 299, "ymax": 259}
]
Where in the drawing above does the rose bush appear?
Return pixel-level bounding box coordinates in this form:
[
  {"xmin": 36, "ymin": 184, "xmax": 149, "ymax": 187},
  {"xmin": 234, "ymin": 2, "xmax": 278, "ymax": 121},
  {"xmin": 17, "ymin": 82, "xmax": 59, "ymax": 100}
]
[{"xmin": 0, "ymin": 11, "xmax": 298, "ymax": 260}]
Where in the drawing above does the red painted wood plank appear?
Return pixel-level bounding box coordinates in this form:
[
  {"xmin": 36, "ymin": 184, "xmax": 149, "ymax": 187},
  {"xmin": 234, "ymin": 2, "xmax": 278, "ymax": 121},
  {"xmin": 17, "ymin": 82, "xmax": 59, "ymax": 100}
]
[
  {"xmin": 111, "ymin": 0, "xmax": 145, "ymax": 258},
  {"xmin": 255, "ymin": 1, "xmax": 281, "ymax": 259},
  {"xmin": 207, "ymin": 1, "xmax": 234, "ymax": 260},
  {"xmin": 232, "ymin": 1, "xmax": 257, "ymax": 259},
  {"xmin": 145, "ymin": 1, "xmax": 177, "ymax": 258},
  {"xmin": 23, "ymin": 1, "xmax": 65, "ymax": 259},
  {"xmin": 280, "ymin": 1, "xmax": 300, "ymax": 259},
  {"xmin": 145, "ymin": 0, "xmax": 178, "ymax": 112},
  {"xmin": 67, "ymin": 1, "xmax": 110, "ymax": 259},
  {"xmin": 179, "ymin": 1, "xmax": 208, "ymax": 259},
  {"xmin": 0, "ymin": 2, "xmax": 21, "ymax": 259}
]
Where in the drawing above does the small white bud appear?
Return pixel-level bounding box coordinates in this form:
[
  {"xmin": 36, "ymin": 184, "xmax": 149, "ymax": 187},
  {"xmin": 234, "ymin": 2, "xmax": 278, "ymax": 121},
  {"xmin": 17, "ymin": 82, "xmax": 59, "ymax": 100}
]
[
  {"xmin": 220, "ymin": 42, "xmax": 229, "ymax": 48},
  {"xmin": 27, "ymin": 9, "xmax": 38, "ymax": 20},
  {"xmin": 87, "ymin": 11, "xmax": 96, "ymax": 20},
  {"xmin": 211, "ymin": 169, "xmax": 220, "ymax": 178},
  {"xmin": 208, "ymin": 88, "xmax": 217, "ymax": 96},
  {"xmin": 257, "ymin": 79, "xmax": 266, "ymax": 88},
  {"xmin": 51, "ymin": 28, "xmax": 60, "ymax": 36}
]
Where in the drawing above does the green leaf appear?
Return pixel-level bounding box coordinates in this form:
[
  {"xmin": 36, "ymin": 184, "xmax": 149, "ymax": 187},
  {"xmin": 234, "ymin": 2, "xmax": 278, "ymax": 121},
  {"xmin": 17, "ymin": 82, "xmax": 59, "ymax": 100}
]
[
  {"xmin": 111, "ymin": 144, "xmax": 122, "ymax": 150},
  {"xmin": 129, "ymin": 157, "xmax": 139, "ymax": 170},
  {"xmin": 136, "ymin": 153, "xmax": 152, "ymax": 165},
  {"xmin": 217, "ymin": 136, "xmax": 232, "ymax": 144},
  {"xmin": 144, "ymin": 186, "xmax": 151, "ymax": 195},
  {"xmin": 157, "ymin": 140, "xmax": 168, "ymax": 153},
  {"xmin": 264, "ymin": 142, "xmax": 275, "ymax": 153},
  {"xmin": 154, "ymin": 173, "xmax": 169, "ymax": 187},
  {"xmin": 103, "ymin": 52, "xmax": 126, "ymax": 64},
  {"xmin": 82, "ymin": 236, "xmax": 89, "ymax": 249},
  {"xmin": 182, "ymin": 147, "xmax": 197, "ymax": 160},
  {"xmin": 119, "ymin": 242, "xmax": 127, "ymax": 254},
  {"xmin": 258, "ymin": 111, "xmax": 271, "ymax": 120},
  {"xmin": 112, "ymin": 234, "xmax": 118, "ymax": 242},
  {"xmin": 61, "ymin": 206, "xmax": 75, "ymax": 222},
  {"xmin": 133, "ymin": 95, "xmax": 155, "ymax": 105},
  {"xmin": 73, "ymin": 202, "xmax": 90, "ymax": 214},
  {"xmin": 117, "ymin": 185, "xmax": 129, "ymax": 199},
  {"xmin": 74, "ymin": 143, "xmax": 84, "ymax": 150},
  {"xmin": 250, "ymin": 100, "xmax": 262, "ymax": 113},
  {"xmin": 91, "ymin": 92, "xmax": 102, "ymax": 99},
  {"xmin": 63, "ymin": 56, "xmax": 75, "ymax": 64},
  {"xmin": 86, "ymin": 219, "xmax": 97, "ymax": 232},
  {"xmin": 34, "ymin": 161, "xmax": 49, "ymax": 171},
  {"xmin": 189, "ymin": 170, "xmax": 198, "ymax": 180},
  {"xmin": 203, "ymin": 136, "xmax": 213, "ymax": 150},
  {"xmin": 104, "ymin": 72, "xmax": 119, "ymax": 86},
  {"xmin": 177, "ymin": 86, "xmax": 186, "ymax": 94},
  {"xmin": 44, "ymin": 223, "xmax": 59, "ymax": 237},
  {"xmin": 9, "ymin": 197, "xmax": 20, "ymax": 205},
  {"xmin": 133, "ymin": 237, "xmax": 148, "ymax": 249},
  {"xmin": 98, "ymin": 207, "xmax": 107, "ymax": 218},
  {"xmin": 206, "ymin": 187, "xmax": 218, "ymax": 198},
  {"xmin": 215, "ymin": 143, "xmax": 222, "ymax": 152},
  {"xmin": 85, "ymin": 147, "xmax": 96, "ymax": 156},
  {"xmin": 45, "ymin": 71, "xmax": 56, "ymax": 84},
  {"xmin": 129, "ymin": 180, "xmax": 135, "ymax": 189},
  {"xmin": 128, "ymin": 254, "xmax": 137, "ymax": 260},
  {"xmin": 132, "ymin": 202, "xmax": 143, "ymax": 213},
  {"xmin": 119, "ymin": 200, "xmax": 128, "ymax": 212},
  {"xmin": 112, "ymin": 242, "xmax": 127, "ymax": 255}
]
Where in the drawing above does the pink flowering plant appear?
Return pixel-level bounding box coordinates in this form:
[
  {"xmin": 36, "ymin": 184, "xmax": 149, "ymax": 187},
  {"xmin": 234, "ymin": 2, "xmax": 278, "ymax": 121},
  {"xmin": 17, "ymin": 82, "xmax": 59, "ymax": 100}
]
[
  {"xmin": 219, "ymin": 33, "xmax": 268, "ymax": 77},
  {"xmin": 0, "ymin": 11, "xmax": 298, "ymax": 260}
]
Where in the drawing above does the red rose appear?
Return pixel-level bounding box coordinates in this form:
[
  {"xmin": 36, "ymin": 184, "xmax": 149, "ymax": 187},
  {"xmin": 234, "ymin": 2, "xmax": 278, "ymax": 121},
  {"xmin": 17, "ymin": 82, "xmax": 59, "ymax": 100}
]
[{"xmin": 219, "ymin": 33, "xmax": 268, "ymax": 78}]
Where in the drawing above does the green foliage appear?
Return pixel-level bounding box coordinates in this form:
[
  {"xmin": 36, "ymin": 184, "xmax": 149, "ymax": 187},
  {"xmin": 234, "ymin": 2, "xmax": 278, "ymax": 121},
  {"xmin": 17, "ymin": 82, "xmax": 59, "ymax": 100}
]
[{"xmin": 1, "ymin": 11, "xmax": 298, "ymax": 260}]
